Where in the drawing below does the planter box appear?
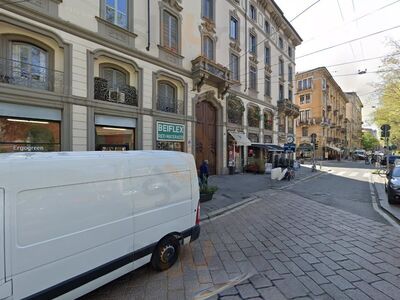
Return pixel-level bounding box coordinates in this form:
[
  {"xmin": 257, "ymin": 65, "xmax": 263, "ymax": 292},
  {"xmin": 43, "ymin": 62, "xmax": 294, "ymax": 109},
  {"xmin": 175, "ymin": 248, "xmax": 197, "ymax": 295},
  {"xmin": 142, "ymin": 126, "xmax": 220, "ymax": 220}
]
[{"xmin": 200, "ymin": 192, "xmax": 214, "ymax": 203}]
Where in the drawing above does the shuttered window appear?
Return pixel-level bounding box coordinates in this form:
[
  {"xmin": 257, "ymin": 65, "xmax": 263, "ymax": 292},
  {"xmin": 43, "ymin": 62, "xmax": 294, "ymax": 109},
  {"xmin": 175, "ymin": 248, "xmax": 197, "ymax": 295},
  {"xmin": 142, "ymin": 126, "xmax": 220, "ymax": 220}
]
[
  {"xmin": 163, "ymin": 11, "xmax": 178, "ymax": 53},
  {"xmin": 103, "ymin": 68, "xmax": 126, "ymax": 90},
  {"xmin": 203, "ymin": 36, "xmax": 214, "ymax": 60},
  {"xmin": 230, "ymin": 53, "xmax": 239, "ymax": 81}
]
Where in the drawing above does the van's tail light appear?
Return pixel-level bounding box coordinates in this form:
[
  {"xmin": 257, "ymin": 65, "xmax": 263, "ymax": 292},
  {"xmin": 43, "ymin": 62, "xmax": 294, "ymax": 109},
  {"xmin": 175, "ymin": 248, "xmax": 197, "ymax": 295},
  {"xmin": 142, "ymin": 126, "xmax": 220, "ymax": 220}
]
[{"xmin": 196, "ymin": 202, "xmax": 200, "ymax": 225}]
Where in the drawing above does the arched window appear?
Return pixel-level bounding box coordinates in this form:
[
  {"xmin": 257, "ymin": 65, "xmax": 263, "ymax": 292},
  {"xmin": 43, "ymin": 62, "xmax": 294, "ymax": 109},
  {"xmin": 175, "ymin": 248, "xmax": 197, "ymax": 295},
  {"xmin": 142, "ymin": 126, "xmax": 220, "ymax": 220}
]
[
  {"xmin": 227, "ymin": 97, "xmax": 244, "ymax": 125},
  {"xmin": 103, "ymin": 67, "xmax": 127, "ymax": 90},
  {"xmin": 11, "ymin": 42, "xmax": 49, "ymax": 90},
  {"xmin": 264, "ymin": 111, "xmax": 273, "ymax": 131},
  {"xmin": 158, "ymin": 81, "xmax": 181, "ymax": 114},
  {"xmin": 203, "ymin": 36, "xmax": 214, "ymax": 60},
  {"xmin": 247, "ymin": 105, "xmax": 260, "ymax": 128}
]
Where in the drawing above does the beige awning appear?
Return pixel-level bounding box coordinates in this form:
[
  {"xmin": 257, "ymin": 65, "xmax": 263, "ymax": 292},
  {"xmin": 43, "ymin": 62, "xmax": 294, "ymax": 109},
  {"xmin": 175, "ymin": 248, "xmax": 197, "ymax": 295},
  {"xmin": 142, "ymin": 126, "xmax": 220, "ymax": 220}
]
[
  {"xmin": 327, "ymin": 145, "xmax": 343, "ymax": 152},
  {"xmin": 228, "ymin": 131, "xmax": 252, "ymax": 146}
]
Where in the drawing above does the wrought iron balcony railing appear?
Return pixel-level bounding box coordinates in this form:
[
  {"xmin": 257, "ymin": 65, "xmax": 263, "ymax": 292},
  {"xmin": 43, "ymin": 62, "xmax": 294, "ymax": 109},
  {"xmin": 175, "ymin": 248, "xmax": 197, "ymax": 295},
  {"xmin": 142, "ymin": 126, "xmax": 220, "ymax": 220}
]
[
  {"xmin": 156, "ymin": 96, "xmax": 184, "ymax": 115},
  {"xmin": 277, "ymin": 99, "xmax": 300, "ymax": 118},
  {"xmin": 0, "ymin": 57, "xmax": 64, "ymax": 93},
  {"xmin": 94, "ymin": 77, "xmax": 138, "ymax": 106}
]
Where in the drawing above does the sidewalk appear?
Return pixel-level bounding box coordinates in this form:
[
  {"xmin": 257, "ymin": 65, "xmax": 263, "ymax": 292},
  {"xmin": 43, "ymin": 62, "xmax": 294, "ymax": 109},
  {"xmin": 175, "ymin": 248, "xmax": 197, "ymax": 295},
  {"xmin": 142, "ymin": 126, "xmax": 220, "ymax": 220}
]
[
  {"xmin": 373, "ymin": 174, "xmax": 400, "ymax": 222},
  {"xmin": 200, "ymin": 164, "xmax": 323, "ymax": 220}
]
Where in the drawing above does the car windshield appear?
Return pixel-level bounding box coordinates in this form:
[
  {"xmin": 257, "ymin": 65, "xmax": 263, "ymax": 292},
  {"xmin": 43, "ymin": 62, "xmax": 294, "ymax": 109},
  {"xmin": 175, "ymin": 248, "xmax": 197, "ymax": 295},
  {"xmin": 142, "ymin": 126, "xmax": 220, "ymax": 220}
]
[{"xmin": 393, "ymin": 168, "xmax": 400, "ymax": 177}]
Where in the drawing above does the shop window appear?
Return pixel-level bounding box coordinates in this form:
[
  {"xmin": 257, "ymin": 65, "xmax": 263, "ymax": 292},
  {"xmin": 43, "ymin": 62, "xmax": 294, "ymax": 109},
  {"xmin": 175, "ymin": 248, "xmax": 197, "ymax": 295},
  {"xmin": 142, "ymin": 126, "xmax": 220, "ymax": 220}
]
[
  {"xmin": 95, "ymin": 126, "xmax": 134, "ymax": 151},
  {"xmin": 247, "ymin": 105, "xmax": 260, "ymax": 128},
  {"xmin": 227, "ymin": 97, "xmax": 244, "ymax": 125},
  {"xmin": 11, "ymin": 42, "xmax": 49, "ymax": 91},
  {"xmin": 156, "ymin": 141, "xmax": 183, "ymax": 152},
  {"xmin": 157, "ymin": 81, "xmax": 183, "ymax": 114},
  {"xmin": 0, "ymin": 117, "xmax": 60, "ymax": 152},
  {"xmin": 264, "ymin": 111, "xmax": 273, "ymax": 130}
]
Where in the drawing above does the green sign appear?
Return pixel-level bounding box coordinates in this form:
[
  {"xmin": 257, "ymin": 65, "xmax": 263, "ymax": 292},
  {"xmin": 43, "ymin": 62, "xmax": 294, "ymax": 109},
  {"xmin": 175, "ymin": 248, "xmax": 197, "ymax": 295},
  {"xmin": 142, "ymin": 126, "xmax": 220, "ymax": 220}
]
[{"xmin": 156, "ymin": 121, "xmax": 185, "ymax": 142}]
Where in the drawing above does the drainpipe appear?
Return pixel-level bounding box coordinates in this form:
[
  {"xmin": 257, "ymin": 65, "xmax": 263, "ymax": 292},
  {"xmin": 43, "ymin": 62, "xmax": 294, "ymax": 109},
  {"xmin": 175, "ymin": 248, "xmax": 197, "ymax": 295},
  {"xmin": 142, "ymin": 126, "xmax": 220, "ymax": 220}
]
[
  {"xmin": 146, "ymin": 0, "xmax": 150, "ymax": 51},
  {"xmin": 244, "ymin": 0, "xmax": 248, "ymax": 92}
]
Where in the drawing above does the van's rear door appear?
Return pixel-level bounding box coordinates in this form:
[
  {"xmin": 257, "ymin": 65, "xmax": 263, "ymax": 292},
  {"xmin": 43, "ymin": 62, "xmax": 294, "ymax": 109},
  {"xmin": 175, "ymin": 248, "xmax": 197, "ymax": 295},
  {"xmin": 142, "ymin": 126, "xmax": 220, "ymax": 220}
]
[{"xmin": 0, "ymin": 188, "xmax": 11, "ymax": 299}]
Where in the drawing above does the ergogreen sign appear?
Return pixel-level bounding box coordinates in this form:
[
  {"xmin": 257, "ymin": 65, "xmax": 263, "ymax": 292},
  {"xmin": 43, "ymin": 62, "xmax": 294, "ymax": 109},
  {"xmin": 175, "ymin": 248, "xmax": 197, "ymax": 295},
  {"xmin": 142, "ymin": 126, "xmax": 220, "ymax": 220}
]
[{"xmin": 156, "ymin": 121, "xmax": 185, "ymax": 142}]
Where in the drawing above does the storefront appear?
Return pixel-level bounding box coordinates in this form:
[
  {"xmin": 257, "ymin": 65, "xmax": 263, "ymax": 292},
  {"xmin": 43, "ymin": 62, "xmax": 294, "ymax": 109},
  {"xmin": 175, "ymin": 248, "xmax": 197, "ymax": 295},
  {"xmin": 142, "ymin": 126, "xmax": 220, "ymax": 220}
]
[
  {"xmin": 94, "ymin": 115, "xmax": 136, "ymax": 151},
  {"xmin": 227, "ymin": 131, "xmax": 251, "ymax": 173},
  {"xmin": 155, "ymin": 121, "xmax": 185, "ymax": 152},
  {"xmin": 0, "ymin": 102, "xmax": 62, "ymax": 153}
]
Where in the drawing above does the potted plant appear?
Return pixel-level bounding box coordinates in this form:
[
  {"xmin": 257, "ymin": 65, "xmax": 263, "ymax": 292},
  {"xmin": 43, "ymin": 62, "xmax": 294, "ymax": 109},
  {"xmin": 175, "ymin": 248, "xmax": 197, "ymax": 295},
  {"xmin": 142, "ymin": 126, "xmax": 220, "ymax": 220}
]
[{"xmin": 199, "ymin": 175, "xmax": 218, "ymax": 202}]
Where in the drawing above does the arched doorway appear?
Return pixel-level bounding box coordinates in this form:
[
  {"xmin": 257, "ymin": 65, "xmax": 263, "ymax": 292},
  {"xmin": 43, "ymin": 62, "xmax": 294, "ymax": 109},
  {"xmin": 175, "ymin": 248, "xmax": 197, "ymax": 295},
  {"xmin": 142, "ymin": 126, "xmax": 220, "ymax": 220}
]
[{"xmin": 196, "ymin": 101, "xmax": 217, "ymax": 175}]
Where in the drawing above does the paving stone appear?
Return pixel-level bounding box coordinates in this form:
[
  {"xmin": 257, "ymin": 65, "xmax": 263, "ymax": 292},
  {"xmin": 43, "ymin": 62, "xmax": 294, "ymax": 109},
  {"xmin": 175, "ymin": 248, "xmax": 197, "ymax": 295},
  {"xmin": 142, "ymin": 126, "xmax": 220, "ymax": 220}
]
[
  {"xmin": 242, "ymin": 247, "xmax": 260, "ymax": 257},
  {"xmin": 249, "ymin": 274, "xmax": 272, "ymax": 289},
  {"xmin": 348, "ymin": 247, "xmax": 383, "ymax": 264},
  {"xmin": 257, "ymin": 286, "xmax": 287, "ymax": 300},
  {"xmin": 300, "ymin": 253, "xmax": 320, "ymax": 264},
  {"xmin": 336, "ymin": 269, "xmax": 360, "ymax": 282},
  {"xmin": 371, "ymin": 280, "xmax": 400, "ymax": 299},
  {"xmin": 210, "ymin": 270, "xmax": 229, "ymax": 285},
  {"xmin": 313, "ymin": 263, "xmax": 336, "ymax": 276},
  {"xmin": 292, "ymin": 257, "xmax": 315, "ymax": 272},
  {"xmin": 321, "ymin": 283, "xmax": 351, "ymax": 300},
  {"xmin": 306, "ymin": 271, "xmax": 329, "ymax": 285},
  {"xmin": 219, "ymin": 286, "xmax": 239, "ymax": 297},
  {"xmin": 345, "ymin": 254, "xmax": 384, "ymax": 274},
  {"xmin": 230, "ymin": 251, "xmax": 247, "ymax": 262},
  {"xmin": 378, "ymin": 272, "xmax": 400, "ymax": 286},
  {"xmin": 337, "ymin": 260, "xmax": 362, "ymax": 271},
  {"xmin": 236, "ymin": 283, "xmax": 260, "ymax": 299},
  {"xmin": 328, "ymin": 243, "xmax": 353, "ymax": 255},
  {"xmin": 248, "ymin": 255, "xmax": 273, "ymax": 272},
  {"xmin": 345, "ymin": 289, "xmax": 373, "ymax": 300},
  {"xmin": 297, "ymin": 275, "xmax": 325, "ymax": 296},
  {"xmin": 324, "ymin": 251, "xmax": 347, "ymax": 262},
  {"xmin": 351, "ymin": 269, "xmax": 380, "ymax": 283},
  {"xmin": 219, "ymin": 296, "xmax": 242, "ymax": 300},
  {"xmin": 273, "ymin": 276, "xmax": 309, "ymax": 299},
  {"xmin": 283, "ymin": 261, "xmax": 305, "ymax": 277},
  {"xmin": 275, "ymin": 253, "xmax": 291, "ymax": 262},
  {"xmin": 319, "ymin": 257, "xmax": 342, "ymax": 271},
  {"xmin": 353, "ymin": 281, "xmax": 392, "ymax": 300},
  {"xmin": 269, "ymin": 259, "xmax": 290, "ymax": 274},
  {"xmin": 375, "ymin": 262, "xmax": 400, "ymax": 275},
  {"xmin": 264, "ymin": 270, "xmax": 284, "ymax": 281},
  {"xmin": 327, "ymin": 275, "xmax": 354, "ymax": 291}
]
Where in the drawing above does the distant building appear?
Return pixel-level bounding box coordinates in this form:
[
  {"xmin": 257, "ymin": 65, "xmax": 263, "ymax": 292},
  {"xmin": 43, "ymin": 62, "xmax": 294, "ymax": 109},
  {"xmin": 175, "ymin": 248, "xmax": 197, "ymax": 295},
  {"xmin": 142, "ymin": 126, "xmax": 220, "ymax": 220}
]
[
  {"xmin": 295, "ymin": 67, "xmax": 348, "ymax": 159},
  {"xmin": 346, "ymin": 93, "xmax": 363, "ymax": 152}
]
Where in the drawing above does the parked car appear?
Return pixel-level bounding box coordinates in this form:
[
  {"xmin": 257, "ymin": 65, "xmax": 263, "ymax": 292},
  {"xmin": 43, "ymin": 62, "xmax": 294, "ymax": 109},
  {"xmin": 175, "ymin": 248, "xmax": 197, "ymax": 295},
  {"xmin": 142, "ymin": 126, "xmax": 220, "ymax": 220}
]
[
  {"xmin": 381, "ymin": 155, "xmax": 400, "ymax": 166},
  {"xmin": 353, "ymin": 149, "xmax": 366, "ymax": 160},
  {"xmin": 0, "ymin": 151, "xmax": 200, "ymax": 299},
  {"xmin": 385, "ymin": 165, "xmax": 400, "ymax": 204}
]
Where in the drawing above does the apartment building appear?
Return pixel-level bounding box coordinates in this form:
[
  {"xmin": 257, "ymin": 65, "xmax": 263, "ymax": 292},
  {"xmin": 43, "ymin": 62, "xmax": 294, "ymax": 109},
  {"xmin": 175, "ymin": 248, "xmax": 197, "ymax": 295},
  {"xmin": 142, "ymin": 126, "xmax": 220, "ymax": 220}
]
[
  {"xmin": 345, "ymin": 92, "xmax": 363, "ymax": 153},
  {"xmin": 295, "ymin": 67, "xmax": 348, "ymax": 159},
  {"xmin": 0, "ymin": 0, "xmax": 301, "ymax": 174}
]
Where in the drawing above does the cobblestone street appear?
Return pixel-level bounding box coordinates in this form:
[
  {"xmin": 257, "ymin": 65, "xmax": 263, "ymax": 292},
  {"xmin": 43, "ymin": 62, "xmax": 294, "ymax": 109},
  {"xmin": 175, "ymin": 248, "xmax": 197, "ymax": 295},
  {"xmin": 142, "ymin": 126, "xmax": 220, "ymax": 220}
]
[{"xmin": 83, "ymin": 188, "xmax": 400, "ymax": 300}]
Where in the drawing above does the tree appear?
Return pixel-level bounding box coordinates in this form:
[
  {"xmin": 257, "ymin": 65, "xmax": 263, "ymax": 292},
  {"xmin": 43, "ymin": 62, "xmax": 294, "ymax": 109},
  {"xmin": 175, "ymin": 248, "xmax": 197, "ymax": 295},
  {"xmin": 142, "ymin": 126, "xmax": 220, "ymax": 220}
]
[
  {"xmin": 374, "ymin": 40, "xmax": 400, "ymax": 148},
  {"xmin": 361, "ymin": 131, "xmax": 380, "ymax": 151}
]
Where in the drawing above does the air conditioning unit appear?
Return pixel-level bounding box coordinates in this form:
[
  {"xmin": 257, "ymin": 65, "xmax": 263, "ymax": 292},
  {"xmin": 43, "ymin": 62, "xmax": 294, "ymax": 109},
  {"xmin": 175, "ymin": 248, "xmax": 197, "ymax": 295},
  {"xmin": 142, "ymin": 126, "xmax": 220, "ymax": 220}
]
[{"xmin": 109, "ymin": 91, "xmax": 126, "ymax": 103}]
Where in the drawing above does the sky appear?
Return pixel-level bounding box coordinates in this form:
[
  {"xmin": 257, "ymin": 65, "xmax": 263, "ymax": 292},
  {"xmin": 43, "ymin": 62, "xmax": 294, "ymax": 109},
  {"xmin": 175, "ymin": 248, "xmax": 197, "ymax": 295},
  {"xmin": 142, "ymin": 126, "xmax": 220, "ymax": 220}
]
[{"xmin": 274, "ymin": 0, "xmax": 400, "ymax": 128}]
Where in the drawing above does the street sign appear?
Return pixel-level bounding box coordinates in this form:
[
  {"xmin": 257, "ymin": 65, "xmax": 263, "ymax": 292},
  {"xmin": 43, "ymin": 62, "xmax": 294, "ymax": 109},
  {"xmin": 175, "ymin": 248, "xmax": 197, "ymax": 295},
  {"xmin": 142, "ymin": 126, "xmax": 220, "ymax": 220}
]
[
  {"xmin": 381, "ymin": 124, "xmax": 391, "ymax": 131},
  {"xmin": 156, "ymin": 121, "xmax": 185, "ymax": 142},
  {"xmin": 284, "ymin": 143, "xmax": 296, "ymax": 152},
  {"xmin": 286, "ymin": 136, "xmax": 294, "ymax": 144}
]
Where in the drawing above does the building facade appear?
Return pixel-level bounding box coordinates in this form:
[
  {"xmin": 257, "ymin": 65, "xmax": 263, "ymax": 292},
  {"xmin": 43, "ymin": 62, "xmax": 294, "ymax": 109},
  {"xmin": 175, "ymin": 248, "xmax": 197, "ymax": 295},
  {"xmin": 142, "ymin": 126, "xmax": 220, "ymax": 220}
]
[
  {"xmin": 295, "ymin": 67, "xmax": 349, "ymax": 159},
  {"xmin": 345, "ymin": 92, "xmax": 363, "ymax": 153},
  {"xmin": 0, "ymin": 0, "xmax": 301, "ymax": 174}
]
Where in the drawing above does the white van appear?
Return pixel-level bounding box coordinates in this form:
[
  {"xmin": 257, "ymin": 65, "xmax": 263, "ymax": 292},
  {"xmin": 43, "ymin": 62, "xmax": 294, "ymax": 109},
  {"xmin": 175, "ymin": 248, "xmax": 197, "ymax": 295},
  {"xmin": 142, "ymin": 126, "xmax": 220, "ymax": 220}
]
[{"xmin": 0, "ymin": 151, "xmax": 200, "ymax": 299}]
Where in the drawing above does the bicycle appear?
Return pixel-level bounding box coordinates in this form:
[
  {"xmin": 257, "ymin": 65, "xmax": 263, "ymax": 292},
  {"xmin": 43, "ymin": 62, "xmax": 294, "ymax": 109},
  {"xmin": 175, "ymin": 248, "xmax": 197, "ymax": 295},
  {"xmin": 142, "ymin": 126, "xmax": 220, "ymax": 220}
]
[{"xmin": 286, "ymin": 167, "xmax": 295, "ymax": 181}]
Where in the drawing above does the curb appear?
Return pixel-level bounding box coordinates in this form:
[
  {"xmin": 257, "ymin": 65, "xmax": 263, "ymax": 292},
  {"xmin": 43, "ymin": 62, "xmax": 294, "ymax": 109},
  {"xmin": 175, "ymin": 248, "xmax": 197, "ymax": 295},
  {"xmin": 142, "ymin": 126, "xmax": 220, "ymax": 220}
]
[
  {"xmin": 371, "ymin": 176, "xmax": 400, "ymax": 225},
  {"xmin": 200, "ymin": 169, "xmax": 326, "ymax": 222}
]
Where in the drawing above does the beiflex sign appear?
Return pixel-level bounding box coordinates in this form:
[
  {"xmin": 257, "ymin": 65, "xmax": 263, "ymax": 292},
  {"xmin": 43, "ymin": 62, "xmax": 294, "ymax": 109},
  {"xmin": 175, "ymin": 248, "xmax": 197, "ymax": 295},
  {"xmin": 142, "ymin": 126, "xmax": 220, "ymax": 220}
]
[{"xmin": 156, "ymin": 121, "xmax": 185, "ymax": 142}]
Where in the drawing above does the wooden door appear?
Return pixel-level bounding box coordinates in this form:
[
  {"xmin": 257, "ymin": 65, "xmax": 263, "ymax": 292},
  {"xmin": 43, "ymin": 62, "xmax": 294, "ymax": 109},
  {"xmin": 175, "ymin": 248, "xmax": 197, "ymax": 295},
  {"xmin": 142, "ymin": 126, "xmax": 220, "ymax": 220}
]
[{"xmin": 196, "ymin": 101, "xmax": 217, "ymax": 175}]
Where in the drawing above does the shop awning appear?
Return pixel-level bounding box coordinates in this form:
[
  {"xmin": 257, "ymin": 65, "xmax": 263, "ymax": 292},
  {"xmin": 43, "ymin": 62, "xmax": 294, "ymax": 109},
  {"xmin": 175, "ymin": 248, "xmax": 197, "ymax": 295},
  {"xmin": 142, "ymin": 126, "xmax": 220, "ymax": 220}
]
[
  {"xmin": 228, "ymin": 131, "xmax": 252, "ymax": 146},
  {"xmin": 251, "ymin": 143, "xmax": 284, "ymax": 152},
  {"xmin": 326, "ymin": 145, "xmax": 343, "ymax": 152}
]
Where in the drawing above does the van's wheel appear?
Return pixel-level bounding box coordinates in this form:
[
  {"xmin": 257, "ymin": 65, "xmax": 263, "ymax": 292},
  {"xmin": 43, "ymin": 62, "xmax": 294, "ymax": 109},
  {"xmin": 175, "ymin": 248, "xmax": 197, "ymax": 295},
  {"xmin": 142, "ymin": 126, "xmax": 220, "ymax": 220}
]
[{"xmin": 151, "ymin": 235, "xmax": 180, "ymax": 271}]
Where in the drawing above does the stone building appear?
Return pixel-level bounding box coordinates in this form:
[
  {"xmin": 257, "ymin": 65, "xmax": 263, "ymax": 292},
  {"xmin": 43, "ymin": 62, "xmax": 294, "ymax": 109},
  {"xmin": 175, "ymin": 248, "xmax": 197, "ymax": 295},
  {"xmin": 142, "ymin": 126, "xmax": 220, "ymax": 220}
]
[
  {"xmin": 0, "ymin": 0, "xmax": 301, "ymax": 174},
  {"xmin": 295, "ymin": 67, "xmax": 349, "ymax": 159},
  {"xmin": 345, "ymin": 92, "xmax": 363, "ymax": 153}
]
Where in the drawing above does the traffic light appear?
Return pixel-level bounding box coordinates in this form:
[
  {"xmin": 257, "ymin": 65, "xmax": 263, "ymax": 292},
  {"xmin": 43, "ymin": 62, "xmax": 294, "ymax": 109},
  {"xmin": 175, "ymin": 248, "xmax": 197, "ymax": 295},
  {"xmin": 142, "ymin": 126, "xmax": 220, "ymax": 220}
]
[{"xmin": 314, "ymin": 141, "xmax": 319, "ymax": 150}]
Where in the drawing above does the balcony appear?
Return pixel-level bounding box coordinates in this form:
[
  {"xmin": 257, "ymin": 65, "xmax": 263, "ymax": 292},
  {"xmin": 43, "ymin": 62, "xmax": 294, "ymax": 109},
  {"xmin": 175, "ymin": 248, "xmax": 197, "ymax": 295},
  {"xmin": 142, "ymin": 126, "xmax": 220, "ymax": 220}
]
[
  {"xmin": 192, "ymin": 56, "xmax": 231, "ymax": 99},
  {"xmin": 279, "ymin": 124, "xmax": 286, "ymax": 133},
  {"xmin": 0, "ymin": 57, "xmax": 64, "ymax": 93},
  {"xmin": 156, "ymin": 96, "xmax": 184, "ymax": 114},
  {"xmin": 94, "ymin": 77, "xmax": 138, "ymax": 106},
  {"xmin": 277, "ymin": 99, "xmax": 300, "ymax": 118}
]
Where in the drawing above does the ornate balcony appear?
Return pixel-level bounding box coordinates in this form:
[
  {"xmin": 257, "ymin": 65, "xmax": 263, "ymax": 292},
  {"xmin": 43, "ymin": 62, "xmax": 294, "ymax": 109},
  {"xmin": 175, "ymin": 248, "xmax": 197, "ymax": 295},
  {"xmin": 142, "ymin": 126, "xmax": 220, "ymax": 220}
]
[
  {"xmin": 192, "ymin": 55, "xmax": 231, "ymax": 99},
  {"xmin": 0, "ymin": 57, "xmax": 64, "ymax": 93},
  {"xmin": 94, "ymin": 77, "xmax": 138, "ymax": 106},
  {"xmin": 277, "ymin": 99, "xmax": 300, "ymax": 118}
]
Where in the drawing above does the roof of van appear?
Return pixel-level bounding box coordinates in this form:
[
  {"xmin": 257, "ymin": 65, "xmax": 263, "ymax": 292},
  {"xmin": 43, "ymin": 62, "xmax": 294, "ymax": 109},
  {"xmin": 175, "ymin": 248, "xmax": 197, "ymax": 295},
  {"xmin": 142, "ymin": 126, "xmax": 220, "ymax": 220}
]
[{"xmin": 0, "ymin": 151, "xmax": 194, "ymax": 161}]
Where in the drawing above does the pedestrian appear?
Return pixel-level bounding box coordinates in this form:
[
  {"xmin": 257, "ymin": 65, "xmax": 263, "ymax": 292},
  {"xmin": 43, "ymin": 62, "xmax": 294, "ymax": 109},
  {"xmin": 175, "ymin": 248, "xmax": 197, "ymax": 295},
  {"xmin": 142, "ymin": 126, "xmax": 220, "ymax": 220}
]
[{"xmin": 199, "ymin": 160, "xmax": 209, "ymax": 185}]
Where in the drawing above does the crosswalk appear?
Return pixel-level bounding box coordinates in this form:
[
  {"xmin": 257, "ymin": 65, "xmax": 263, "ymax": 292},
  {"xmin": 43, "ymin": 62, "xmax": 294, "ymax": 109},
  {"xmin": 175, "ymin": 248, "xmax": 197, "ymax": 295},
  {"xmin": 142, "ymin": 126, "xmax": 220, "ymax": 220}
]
[{"xmin": 326, "ymin": 169, "xmax": 371, "ymax": 180}]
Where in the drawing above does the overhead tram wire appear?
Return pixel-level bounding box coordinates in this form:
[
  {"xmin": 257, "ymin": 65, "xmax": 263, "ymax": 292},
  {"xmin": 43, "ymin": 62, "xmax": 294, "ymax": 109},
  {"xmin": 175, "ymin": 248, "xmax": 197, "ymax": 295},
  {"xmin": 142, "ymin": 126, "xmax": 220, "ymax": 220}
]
[{"xmin": 297, "ymin": 24, "xmax": 400, "ymax": 59}]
